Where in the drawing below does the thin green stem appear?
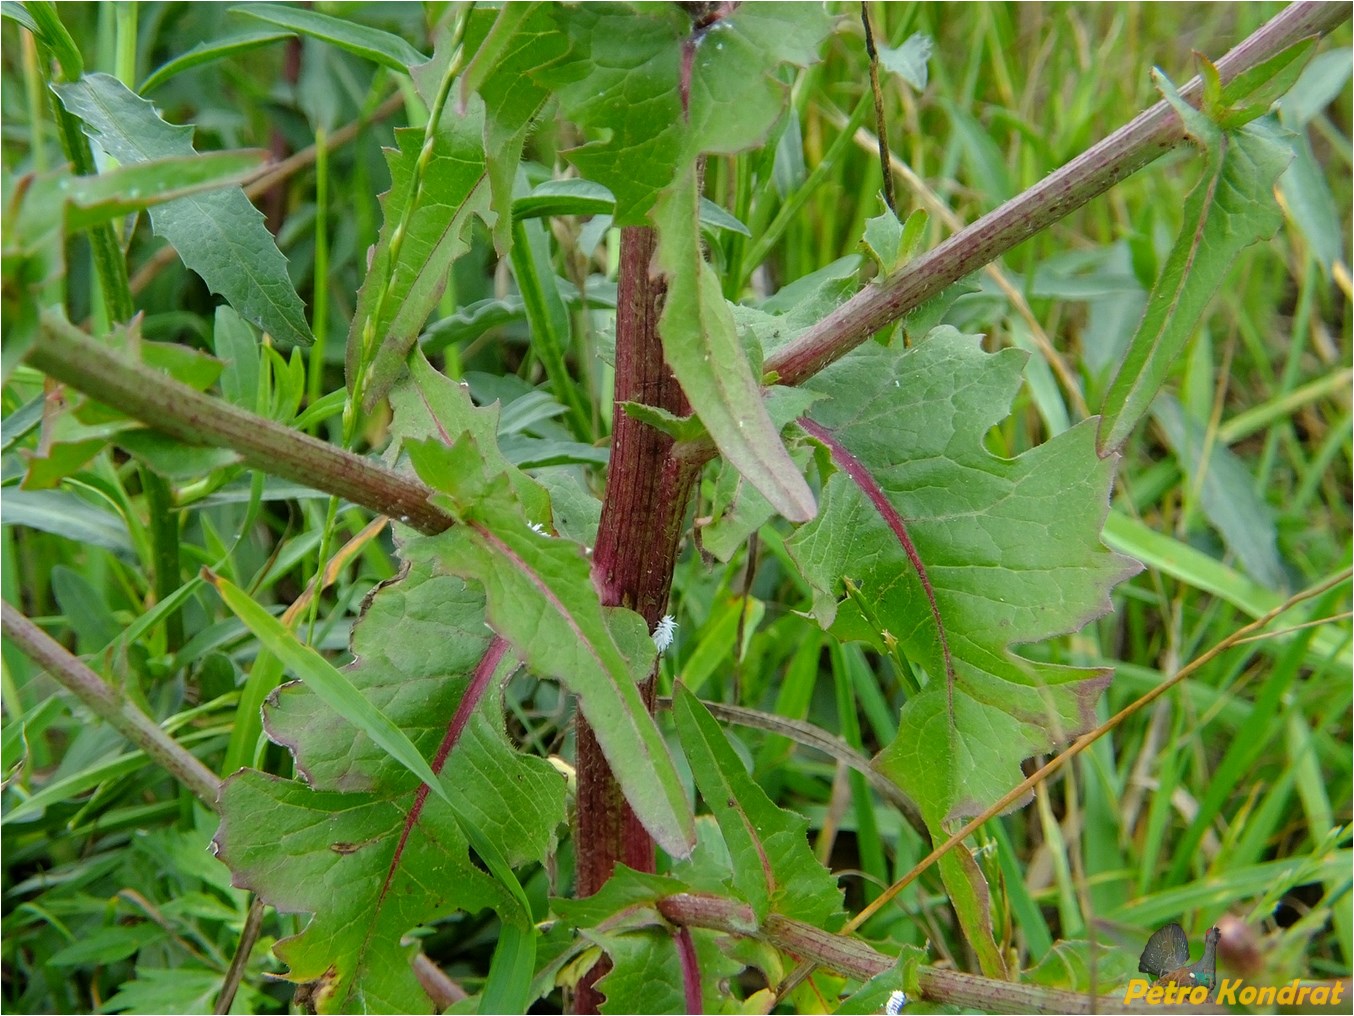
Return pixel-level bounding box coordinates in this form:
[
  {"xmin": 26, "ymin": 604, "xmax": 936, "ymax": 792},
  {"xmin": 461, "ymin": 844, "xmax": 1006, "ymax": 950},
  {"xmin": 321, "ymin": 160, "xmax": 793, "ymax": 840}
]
[
  {"xmin": 307, "ymin": 125, "xmax": 331, "ymax": 415},
  {"xmin": 142, "ymin": 469, "xmax": 183, "ymax": 654}
]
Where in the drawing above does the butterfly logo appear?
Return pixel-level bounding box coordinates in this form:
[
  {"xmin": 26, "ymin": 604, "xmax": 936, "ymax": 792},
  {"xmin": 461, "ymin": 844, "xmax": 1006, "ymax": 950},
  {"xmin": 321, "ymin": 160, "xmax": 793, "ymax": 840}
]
[{"xmin": 1138, "ymin": 923, "xmax": 1220, "ymax": 990}]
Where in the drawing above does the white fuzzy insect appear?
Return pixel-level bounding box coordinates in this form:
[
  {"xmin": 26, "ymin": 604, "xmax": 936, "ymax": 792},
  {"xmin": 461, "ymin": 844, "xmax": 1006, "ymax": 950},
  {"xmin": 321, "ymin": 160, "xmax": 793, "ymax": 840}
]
[
  {"xmin": 883, "ymin": 990, "xmax": 908, "ymax": 1015},
  {"xmin": 651, "ymin": 614, "xmax": 678, "ymax": 653}
]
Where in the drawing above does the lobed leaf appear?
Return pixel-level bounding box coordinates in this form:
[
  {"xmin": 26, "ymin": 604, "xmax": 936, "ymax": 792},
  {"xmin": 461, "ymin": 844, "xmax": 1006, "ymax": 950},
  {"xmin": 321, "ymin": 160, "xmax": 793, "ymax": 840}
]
[
  {"xmin": 392, "ymin": 354, "xmax": 694, "ymax": 856},
  {"xmin": 787, "ymin": 328, "xmax": 1139, "ymax": 970},
  {"xmin": 407, "ymin": 486, "xmax": 695, "ymax": 857},
  {"xmin": 790, "ymin": 330, "xmax": 1137, "ymax": 823},
  {"xmin": 205, "ymin": 570, "xmax": 447, "ymax": 801},
  {"xmin": 214, "ymin": 551, "xmax": 564, "ymax": 1013},
  {"xmin": 462, "ymin": 3, "xmax": 571, "ymax": 253},
  {"xmin": 537, "ymin": 2, "xmax": 834, "ymax": 223},
  {"xmin": 52, "ymin": 73, "xmax": 312, "ymax": 349}
]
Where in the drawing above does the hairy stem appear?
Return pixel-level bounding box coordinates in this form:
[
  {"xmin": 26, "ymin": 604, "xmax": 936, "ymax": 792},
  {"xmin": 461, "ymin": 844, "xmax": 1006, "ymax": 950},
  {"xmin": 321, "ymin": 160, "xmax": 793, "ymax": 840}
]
[
  {"xmin": 1, "ymin": 601, "xmax": 222, "ymax": 808},
  {"xmin": 575, "ymin": 225, "xmax": 695, "ymax": 1011},
  {"xmin": 656, "ymin": 893, "xmax": 1225, "ymax": 1015},
  {"xmin": 27, "ymin": 311, "xmax": 455, "ymax": 535},
  {"xmin": 765, "ymin": 1, "xmax": 1349, "ymax": 388}
]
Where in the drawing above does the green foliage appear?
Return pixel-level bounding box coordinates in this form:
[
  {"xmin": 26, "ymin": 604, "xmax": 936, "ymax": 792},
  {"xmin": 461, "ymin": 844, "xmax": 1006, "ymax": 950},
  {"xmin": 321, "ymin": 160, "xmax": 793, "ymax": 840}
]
[
  {"xmin": 3, "ymin": 3, "xmax": 1350, "ymax": 1016},
  {"xmin": 52, "ymin": 74, "xmax": 312, "ymax": 349},
  {"xmin": 1098, "ymin": 72, "xmax": 1293, "ymax": 453}
]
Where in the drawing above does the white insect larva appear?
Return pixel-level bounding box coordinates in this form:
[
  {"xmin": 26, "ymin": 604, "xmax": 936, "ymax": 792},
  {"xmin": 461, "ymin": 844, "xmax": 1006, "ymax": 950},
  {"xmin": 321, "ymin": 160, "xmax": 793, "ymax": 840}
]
[
  {"xmin": 651, "ymin": 614, "xmax": 677, "ymax": 653},
  {"xmin": 884, "ymin": 990, "xmax": 908, "ymax": 1015}
]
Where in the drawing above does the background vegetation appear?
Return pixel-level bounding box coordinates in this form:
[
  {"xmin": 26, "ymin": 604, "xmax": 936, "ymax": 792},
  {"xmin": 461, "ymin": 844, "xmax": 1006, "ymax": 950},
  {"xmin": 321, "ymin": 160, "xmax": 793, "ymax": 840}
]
[{"xmin": 2, "ymin": 2, "xmax": 1350, "ymax": 1013}]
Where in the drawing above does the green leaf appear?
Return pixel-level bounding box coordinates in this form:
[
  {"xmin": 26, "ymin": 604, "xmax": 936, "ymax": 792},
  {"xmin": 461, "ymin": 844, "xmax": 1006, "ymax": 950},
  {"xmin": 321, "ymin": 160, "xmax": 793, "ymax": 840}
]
[
  {"xmin": 1, "ymin": 488, "xmax": 134, "ymax": 557},
  {"xmin": 698, "ymin": 197, "xmax": 751, "ymax": 236},
  {"xmin": 785, "ymin": 328, "xmax": 1138, "ymax": 971},
  {"xmin": 410, "ymin": 498, "xmax": 695, "ymax": 857},
  {"xmin": 1278, "ymin": 130, "xmax": 1342, "ymax": 271},
  {"xmin": 47, "ymin": 923, "xmax": 162, "ymax": 966},
  {"xmin": 550, "ymin": 867, "xmax": 715, "ymax": 1014},
  {"xmin": 393, "ymin": 355, "xmax": 697, "ymax": 849},
  {"xmin": 61, "ymin": 149, "xmax": 268, "ymax": 231},
  {"xmin": 117, "ymin": 431, "xmax": 241, "ymax": 479},
  {"xmin": 877, "ymin": 33, "xmax": 934, "ymax": 91},
  {"xmin": 619, "ymin": 401, "xmax": 706, "ymax": 443},
  {"xmin": 1218, "ymin": 36, "xmax": 1316, "ymax": 121},
  {"xmin": 205, "ymin": 570, "xmax": 448, "ymax": 803},
  {"xmin": 388, "ymin": 349, "xmax": 553, "ymax": 527},
  {"xmin": 230, "ymin": 3, "xmax": 426, "ymax": 73},
  {"xmin": 538, "ymin": 2, "xmax": 833, "ymax": 223},
  {"xmin": 20, "ymin": 1, "xmax": 82, "ymax": 79},
  {"xmin": 347, "ymin": 103, "xmax": 490, "ymax": 409},
  {"xmin": 509, "ymin": 215, "xmax": 591, "ymax": 436},
  {"xmin": 654, "ymin": 166, "xmax": 816, "ymax": 522},
  {"xmin": 394, "ymin": 377, "xmax": 693, "ymax": 854},
  {"xmin": 1101, "ymin": 513, "xmax": 1348, "ymax": 668},
  {"xmin": 217, "ymin": 770, "xmax": 514, "ymax": 1014},
  {"xmin": 1276, "ymin": 47, "xmax": 1352, "ymax": 128},
  {"xmin": 213, "ymin": 305, "xmax": 261, "ymax": 411},
  {"xmin": 104, "ymin": 967, "xmax": 269, "ymax": 1015},
  {"xmin": 511, "ymin": 179, "xmax": 749, "ymax": 237},
  {"xmin": 861, "ymin": 202, "xmax": 905, "ymax": 275},
  {"xmin": 513, "ymin": 178, "xmax": 616, "ymax": 220},
  {"xmin": 834, "ymin": 946, "xmax": 923, "ymax": 1015},
  {"xmin": 215, "ymin": 552, "xmax": 562, "ymax": 1013},
  {"xmin": 52, "ymin": 73, "xmax": 312, "ymax": 349},
  {"xmin": 463, "ymin": 3, "xmax": 570, "ymax": 253},
  {"xmin": 138, "ymin": 30, "xmax": 295, "ymax": 93},
  {"xmin": 1097, "ymin": 77, "xmax": 1292, "ymax": 454},
  {"xmin": 591, "ymin": 928, "xmax": 688, "ymax": 1015},
  {"xmin": 673, "ymin": 686, "xmax": 844, "ymax": 926}
]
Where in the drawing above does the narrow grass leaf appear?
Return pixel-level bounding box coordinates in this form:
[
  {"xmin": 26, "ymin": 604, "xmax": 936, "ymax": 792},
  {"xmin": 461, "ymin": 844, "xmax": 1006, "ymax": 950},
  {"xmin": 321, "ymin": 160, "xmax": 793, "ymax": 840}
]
[
  {"xmin": 2, "ymin": 489, "xmax": 134, "ymax": 557},
  {"xmin": 138, "ymin": 31, "xmax": 294, "ymax": 93},
  {"xmin": 230, "ymin": 4, "xmax": 425, "ymax": 73},
  {"xmin": 509, "ymin": 216, "xmax": 590, "ymax": 437},
  {"xmin": 62, "ymin": 150, "xmax": 267, "ymax": 230}
]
